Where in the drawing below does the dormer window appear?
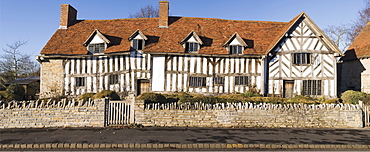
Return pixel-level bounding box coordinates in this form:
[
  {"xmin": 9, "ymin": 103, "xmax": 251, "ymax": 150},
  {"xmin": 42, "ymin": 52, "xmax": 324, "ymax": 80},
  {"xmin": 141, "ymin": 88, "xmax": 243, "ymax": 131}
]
[
  {"xmin": 83, "ymin": 29, "xmax": 110, "ymax": 54},
  {"xmin": 180, "ymin": 31, "xmax": 203, "ymax": 53},
  {"xmin": 186, "ymin": 42, "xmax": 199, "ymax": 52},
  {"xmin": 88, "ymin": 43, "xmax": 105, "ymax": 53},
  {"xmin": 224, "ymin": 32, "xmax": 247, "ymax": 55},
  {"xmin": 230, "ymin": 45, "xmax": 243, "ymax": 54},
  {"xmin": 129, "ymin": 30, "xmax": 148, "ymax": 51}
]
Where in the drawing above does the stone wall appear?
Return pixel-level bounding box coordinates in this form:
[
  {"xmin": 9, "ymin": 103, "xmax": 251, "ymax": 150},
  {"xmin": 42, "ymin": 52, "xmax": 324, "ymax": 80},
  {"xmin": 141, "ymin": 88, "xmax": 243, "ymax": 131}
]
[
  {"xmin": 39, "ymin": 59, "xmax": 65, "ymax": 98},
  {"xmin": 135, "ymin": 101, "xmax": 364, "ymax": 128},
  {"xmin": 0, "ymin": 99, "xmax": 105, "ymax": 128}
]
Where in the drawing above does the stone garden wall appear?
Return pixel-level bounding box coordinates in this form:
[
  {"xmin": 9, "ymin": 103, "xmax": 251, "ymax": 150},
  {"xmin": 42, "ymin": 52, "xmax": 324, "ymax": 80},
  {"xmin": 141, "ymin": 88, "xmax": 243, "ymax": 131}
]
[{"xmin": 134, "ymin": 101, "xmax": 364, "ymax": 128}]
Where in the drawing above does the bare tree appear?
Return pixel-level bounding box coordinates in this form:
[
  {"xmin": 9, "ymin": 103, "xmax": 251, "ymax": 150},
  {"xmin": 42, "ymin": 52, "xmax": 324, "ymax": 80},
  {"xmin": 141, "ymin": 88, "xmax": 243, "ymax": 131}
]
[
  {"xmin": 348, "ymin": 0, "xmax": 370, "ymax": 42},
  {"xmin": 0, "ymin": 41, "xmax": 39, "ymax": 89},
  {"xmin": 323, "ymin": 24, "xmax": 351, "ymax": 51},
  {"xmin": 129, "ymin": 5, "xmax": 159, "ymax": 18}
]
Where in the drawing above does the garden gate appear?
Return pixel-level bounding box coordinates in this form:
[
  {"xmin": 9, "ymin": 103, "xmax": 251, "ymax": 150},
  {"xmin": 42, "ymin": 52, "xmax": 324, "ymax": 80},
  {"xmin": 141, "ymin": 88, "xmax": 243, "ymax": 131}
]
[
  {"xmin": 105, "ymin": 99, "xmax": 134, "ymax": 126},
  {"xmin": 364, "ymin": 105, "xmax": 370, "ymax": 127}
]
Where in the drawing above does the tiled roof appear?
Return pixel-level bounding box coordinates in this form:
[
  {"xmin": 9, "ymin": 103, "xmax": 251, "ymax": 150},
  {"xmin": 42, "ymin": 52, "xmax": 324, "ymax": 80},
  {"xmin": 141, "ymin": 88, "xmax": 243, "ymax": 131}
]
[
  {"xmin": 40, "ymin": 15, "xmax": 302, "ymax": 56},
  {"xmin": 346, "ymin": 22, "xmax": 370, "ymax": 59}
]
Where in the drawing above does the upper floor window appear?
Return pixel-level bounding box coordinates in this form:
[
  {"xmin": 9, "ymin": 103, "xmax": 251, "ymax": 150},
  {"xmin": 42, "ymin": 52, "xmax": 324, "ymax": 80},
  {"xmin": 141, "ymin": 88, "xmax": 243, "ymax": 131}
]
[
  {"xmin": 181, "ymin": 31, "xmax": 203, "ymax": 53},
  {"xmin": 132, "ymin": 39, "xmax": 144, "ymax": 50},
  {"xmin": 129, "ymin": 30, "xmax": 148, "ymax": 51},
  {"xmin": 88, "ymin": 43, "xmax": 105, "ymax": 53},
  {"xmin": 224, "ymin": 32, "xmax": 247, "ymax": 55},
  {"xmin": 186, "ymin": 42, "xmax": 199, "ymax": 53},
  {"xmin": 83, "ymin": 29, "xmax": 111, "ymax": 54},
  {"xmin": 230, "ymin": 45, "xmax": 243, "ymax": 55},
  {"xmin": 293, "ymin": 53, "xmax": 311, "ymax": 65}
]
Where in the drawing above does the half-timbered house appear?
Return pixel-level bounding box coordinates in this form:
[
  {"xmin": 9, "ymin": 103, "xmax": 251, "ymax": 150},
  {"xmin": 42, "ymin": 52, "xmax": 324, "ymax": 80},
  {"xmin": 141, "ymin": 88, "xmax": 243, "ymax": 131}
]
[{"xmin": 38, "ymin": 1, "xmax": 342, "ymax": 99}]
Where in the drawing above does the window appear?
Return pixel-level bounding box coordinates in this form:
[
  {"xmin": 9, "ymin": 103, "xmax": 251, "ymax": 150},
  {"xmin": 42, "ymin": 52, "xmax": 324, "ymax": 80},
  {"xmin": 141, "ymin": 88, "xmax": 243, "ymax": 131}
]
[
  {"xmin": 303, "ymin": 80, "xmax": 321, "ymax": 95},
  {"xmin": 235, "ymin": 76, "xmax": 248, "ymax": 85},
  {"xmin": 213, "ymin": 77, "xmax": 224, "ymax": 85},
  {"xmin": 293, "ymin": 53, "xmax": 311, "ymax": 65},
  {"xmin": 132, "ymin": 39, "xmax": 144, "ymax": 50},
  {"xmin": 109, "ymin": 75, "xmax": 119, "ymax": 85},
  {"xmin": 88, "ymin": 43, "xmax": 105, "ymax": 53},
  {"xmin": 76, "ymin": 77, "xmax": 85, "ymax": 87},
  {"xmin": 185, "ymin": 42, "xmax": 199, "ymax": 52},
  {"xmin": 230, "ymin": 45, "xmax": 243, "ymax": 54},
  {"xmin": 189, "ymin": 76, "xmax": 206, "ymax": 87}
]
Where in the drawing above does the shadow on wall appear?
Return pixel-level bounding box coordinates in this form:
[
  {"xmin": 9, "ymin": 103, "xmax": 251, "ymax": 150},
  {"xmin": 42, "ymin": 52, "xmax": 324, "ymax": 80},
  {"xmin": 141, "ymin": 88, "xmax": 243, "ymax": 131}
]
[{"xmin": 340, "ymin": 49, "xmax": 365, "ymax": 94}]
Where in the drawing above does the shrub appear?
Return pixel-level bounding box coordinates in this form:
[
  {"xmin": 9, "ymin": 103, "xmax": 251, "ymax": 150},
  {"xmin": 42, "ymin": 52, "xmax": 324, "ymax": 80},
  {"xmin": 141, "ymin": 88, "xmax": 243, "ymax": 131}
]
[
  {"xmin": 79, "ymin": 93, "xmax": 96, "ymax": 101},
  {"xmin": 341, "ymin": 90, "xmax": 365, "ymax": 104},
  {"xmin": 241, "ymin": 91, "xmax": 260, "ymax": 97},
  {"xmin": 287, "ymin": 95, "xmax": 318, "ymax": 104},
  {"xmin": 92, "ymin": 90, "xmax": 120, "ymax": 100},
  {"xmin": 323, "ymin": 98, "xmax": 339, "ymax": 104},
  {"xmin": 6, "ymin": 83, "xmax": 25, "ymax": 101},
  {"xmin": 0, "ymin": 91, "xmax": 9, "ymax": 101},
  {"xmin": 136, "ymin": 92, "xmax": 167, "ymax": 103}
]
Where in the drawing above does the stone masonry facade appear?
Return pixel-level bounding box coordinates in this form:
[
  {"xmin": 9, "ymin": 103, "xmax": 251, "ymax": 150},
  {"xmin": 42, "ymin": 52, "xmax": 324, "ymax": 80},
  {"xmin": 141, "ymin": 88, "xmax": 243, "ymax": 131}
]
[{"xmin": 39, "ymin": 59, "xmax": 65, "ymax": 98}]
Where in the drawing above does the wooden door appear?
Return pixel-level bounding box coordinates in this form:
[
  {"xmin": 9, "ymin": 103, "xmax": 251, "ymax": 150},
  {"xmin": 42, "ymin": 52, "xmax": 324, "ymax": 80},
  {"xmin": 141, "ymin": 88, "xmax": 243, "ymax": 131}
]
[
  {"xmin": 137, "ymin": 79, "xmax": 150, "ymax": 95},
  {"xmin": 283, "ymin": 80, "xmax": 294, "ymax": 98}
]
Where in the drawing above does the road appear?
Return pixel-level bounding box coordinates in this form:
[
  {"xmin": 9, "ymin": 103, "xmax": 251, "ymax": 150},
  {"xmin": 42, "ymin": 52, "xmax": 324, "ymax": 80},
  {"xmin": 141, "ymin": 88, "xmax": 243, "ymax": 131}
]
[{"xmin": 1, "ymin": 127, "xmax": 370, "ymax": 145}]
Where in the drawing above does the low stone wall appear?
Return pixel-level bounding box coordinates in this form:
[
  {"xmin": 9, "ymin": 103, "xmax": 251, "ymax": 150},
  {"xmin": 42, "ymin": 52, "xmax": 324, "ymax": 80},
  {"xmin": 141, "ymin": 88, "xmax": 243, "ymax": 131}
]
[
  {"xmin": 0, "ymin": 99, "xmax": 105, "ymax": 128},
  {"xmin": 135, "ymin": 101, "xmax": 364, "ymax": 128}
]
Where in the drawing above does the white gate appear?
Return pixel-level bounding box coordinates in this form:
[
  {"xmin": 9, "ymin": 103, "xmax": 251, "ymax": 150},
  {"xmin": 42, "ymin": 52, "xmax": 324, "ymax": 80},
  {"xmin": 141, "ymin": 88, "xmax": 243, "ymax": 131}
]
[
  {"xmin": 364, "ymin": 105, "xmax": 370, "ymax": 127},
  {"xmin": 107, "ymin": 100, "xmax": 134, "ymax": 126}
]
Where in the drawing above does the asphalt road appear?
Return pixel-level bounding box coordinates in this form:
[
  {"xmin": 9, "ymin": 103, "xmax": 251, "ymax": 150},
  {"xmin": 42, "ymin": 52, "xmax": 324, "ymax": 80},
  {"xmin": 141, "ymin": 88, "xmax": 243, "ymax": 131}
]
[{"xmin": 1, "ymin": 127, "xmax": 370, "ymax": 145}]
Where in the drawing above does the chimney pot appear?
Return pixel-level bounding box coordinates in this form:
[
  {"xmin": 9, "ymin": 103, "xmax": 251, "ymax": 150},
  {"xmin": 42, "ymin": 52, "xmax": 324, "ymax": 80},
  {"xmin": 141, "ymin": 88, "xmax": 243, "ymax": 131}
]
[
  {"xmin": 59, "ymin": 4, "xmax": 77, "ymax": 29},
  {"xmin": 158, "ymin": 1, "xmax": 169, "ymax": 28}
]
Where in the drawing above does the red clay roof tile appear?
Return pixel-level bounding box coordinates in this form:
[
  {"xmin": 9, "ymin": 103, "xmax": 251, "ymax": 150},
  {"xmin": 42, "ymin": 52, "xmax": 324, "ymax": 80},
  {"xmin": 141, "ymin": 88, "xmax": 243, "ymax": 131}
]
[
  {"xmin": 347, "ymin": 22, "xmax": 370, "ymax": 59},
  {"xmin": 40, "ymin": 16, "xmax": 294, "ymax": 55}
]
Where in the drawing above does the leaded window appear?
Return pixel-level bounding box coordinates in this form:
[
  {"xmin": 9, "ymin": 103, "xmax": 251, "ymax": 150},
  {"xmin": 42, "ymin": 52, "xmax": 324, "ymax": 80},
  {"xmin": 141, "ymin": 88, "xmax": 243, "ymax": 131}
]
[
  {"xmin": 88, "ymin": 43, "xmax": 105, "ymax": 53},
  {"xmin": 132, "ymin": 39, "xmax": 144, "ymax": 50},
  {"xmin": 293, "ymin": 53, "xmax": 311, "ymax": 65},
  {"xmin": 109, "ymin": 75, "xmax": 119, "ymax": 85},
  {"xmin": 230, "ymin": 45, "xmax": 243, "ymax": 54},
  {"xmin": 303, "ymin": 80, "xmax": 321, "ymax": 95},
  {"xmin": 189, "ymin": 76, "xmax": 206, "ymax": 87},
  {"xmin": 235, "ymin": 76, "xmax": 248, "ymax": 85},
  {"xmin": 213, "ymin": 77, "xmax": 224, "ymax": 85},
  {"xmin": 76, "ymin": 77, "xmax": 85, "ymax": 87},
  {"xmin": 185, "ymin": 42, "xmax": 199, "ymax": 53}
]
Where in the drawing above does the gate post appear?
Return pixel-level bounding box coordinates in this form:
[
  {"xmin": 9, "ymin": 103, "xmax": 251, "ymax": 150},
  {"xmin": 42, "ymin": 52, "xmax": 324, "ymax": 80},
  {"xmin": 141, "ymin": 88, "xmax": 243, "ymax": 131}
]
[{"xmin": 104, "ymin": 97, "xmax": 109, "ymax": 127}]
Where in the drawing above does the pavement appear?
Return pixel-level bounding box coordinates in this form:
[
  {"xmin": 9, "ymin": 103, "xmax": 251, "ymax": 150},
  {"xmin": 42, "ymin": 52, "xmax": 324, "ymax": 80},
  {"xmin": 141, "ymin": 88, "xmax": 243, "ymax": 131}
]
[{"xmin": 1, "ymin": 126, "xmax": 370, "ymax": 150}]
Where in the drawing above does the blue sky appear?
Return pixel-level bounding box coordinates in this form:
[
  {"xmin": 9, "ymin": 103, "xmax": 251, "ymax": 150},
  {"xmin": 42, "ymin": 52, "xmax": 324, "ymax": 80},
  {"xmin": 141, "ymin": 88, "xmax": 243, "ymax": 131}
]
[{"xmin": 0, "ymin": 0, "xmax": 365, "ymax": 58}]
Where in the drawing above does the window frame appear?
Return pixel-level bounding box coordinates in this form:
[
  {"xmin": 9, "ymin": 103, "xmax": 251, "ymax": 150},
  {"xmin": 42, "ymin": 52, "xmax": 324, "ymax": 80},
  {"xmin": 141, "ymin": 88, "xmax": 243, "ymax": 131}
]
[
  {"xmin": 293, "ymin": 52, "xmax": 312, "ymax": 65},
  {"xmin": 88, "ymin": 43, "xmax": 105, "ymax": 54},
  {"xmin": 75, "ymin": 77, "xmax": 85, "ymax": 87},
  {"xmin": 229, "ymin": 45, "xmax": 243, "ymax": 55},
  {"xmin": 109, "ymin": 74, "xmax": 119, "ymax": 85},
  {"xmin": 302, "ymin": 80, "xmax": 322, "ymax": 96},
  {"xmin": 132, "ymin": 39, "xmax": 144, "ymax": 50},
  {"xmin": 213, "ymin": 77, "xmax": 224, "ymax": 85},
  {"xmin": 234, "ymin": 76, "xmax": 248, "ymax": 86},
  {"xmin": 185, "ymin": 42, "xmax": 199, "ymax": 53},
  {"xmin": 189, "ymin": 76, "xmax": 206, "ymax": 87}
]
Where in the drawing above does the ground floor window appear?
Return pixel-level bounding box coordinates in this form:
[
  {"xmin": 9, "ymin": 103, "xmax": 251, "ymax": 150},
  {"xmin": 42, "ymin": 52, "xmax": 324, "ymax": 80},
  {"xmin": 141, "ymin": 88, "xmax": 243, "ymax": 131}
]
[
  {"xmin": 189, "ymin": 76, "xmax": 206, "ymax": 87},
  {"xmin": 76, "ymin": 77, "xmax": 85, "ymax": 87},
  {"xmin": 235, "ymin": 76, "xmax": 248, "ymax": 85},
  {"xmin": 213, "ymin": 77, "xmax": 224, "ymax": 85},
  {"xmin": 303, "ymin": 80, "xmax": 321, "ymax": 95},
  {"xmin": 109, "ymin": 74, "xmax": 119, "ymax": 84}
]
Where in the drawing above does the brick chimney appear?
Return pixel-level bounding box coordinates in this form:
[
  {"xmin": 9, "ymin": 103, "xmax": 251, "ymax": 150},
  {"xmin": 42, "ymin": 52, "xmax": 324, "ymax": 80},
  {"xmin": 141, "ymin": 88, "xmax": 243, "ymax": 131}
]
[
  {"xmin": 59, "ymin": 4, "xmax": 77, "ymax": 29},
  {"xmin": 158, "ymin": 1, "xmax": 169, "ymax": 28}
]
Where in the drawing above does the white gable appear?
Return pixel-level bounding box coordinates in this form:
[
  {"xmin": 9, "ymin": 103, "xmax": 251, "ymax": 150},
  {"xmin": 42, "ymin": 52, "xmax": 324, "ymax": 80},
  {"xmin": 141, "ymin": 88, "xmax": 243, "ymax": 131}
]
[
  {"xmin": 90, "ymin": 34, "xmax": 105, "ymax": 44},
  {"xmin": 187, "ymin": 36, "xmax": 198, "ymax": 43},
  {"xmin": 134, "ymin": 34, "xmax": 144, "ymax": 39},
  {"xmin": 230, "ymin": 38, "xmax": 243, "ymax": 45}
]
